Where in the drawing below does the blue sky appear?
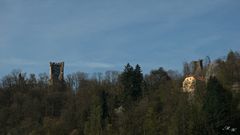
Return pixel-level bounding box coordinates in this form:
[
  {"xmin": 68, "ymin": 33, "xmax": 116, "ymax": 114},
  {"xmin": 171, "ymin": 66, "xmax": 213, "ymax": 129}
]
[{"xmin": 0, "ymin": 0, "xmax": 239, "ymax": 77}]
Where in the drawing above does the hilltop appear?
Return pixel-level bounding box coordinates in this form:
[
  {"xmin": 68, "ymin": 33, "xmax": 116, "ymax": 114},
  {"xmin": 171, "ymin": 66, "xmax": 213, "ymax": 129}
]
[{"xmin": 0, "ymin": 50, "xmax": 240, "ymax": 135}]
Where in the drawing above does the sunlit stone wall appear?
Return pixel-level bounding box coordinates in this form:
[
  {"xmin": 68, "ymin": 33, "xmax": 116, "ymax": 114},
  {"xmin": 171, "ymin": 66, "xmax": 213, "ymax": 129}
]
[{"xmin": 183, "ymin": 76, "xmax": 196, "ymax": 93}]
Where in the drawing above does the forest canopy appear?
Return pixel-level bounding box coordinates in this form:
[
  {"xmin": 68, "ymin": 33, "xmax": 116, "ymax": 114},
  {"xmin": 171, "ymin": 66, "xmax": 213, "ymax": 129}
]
[{"xmin": 0, "ymin": 51, "xmax": 240, "ymax": 135}]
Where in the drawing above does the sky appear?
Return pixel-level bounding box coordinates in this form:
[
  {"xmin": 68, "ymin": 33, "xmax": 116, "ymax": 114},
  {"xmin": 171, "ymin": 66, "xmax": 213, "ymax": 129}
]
[{"xmin": 0, "ymin": 0, "xmax": 240, "ymax": 77}]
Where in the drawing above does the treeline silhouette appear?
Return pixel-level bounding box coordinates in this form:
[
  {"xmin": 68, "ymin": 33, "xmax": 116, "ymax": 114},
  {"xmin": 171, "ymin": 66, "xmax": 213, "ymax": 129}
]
[{"xmin": 0, "ymin": 51, "xmax": 240, "ymax": 135}]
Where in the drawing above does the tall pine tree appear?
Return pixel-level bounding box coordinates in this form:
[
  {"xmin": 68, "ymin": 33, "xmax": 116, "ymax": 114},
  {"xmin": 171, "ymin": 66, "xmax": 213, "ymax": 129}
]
[{"xmin": 120, "ymin": 63, "xmax": 143, "ymax": 107}]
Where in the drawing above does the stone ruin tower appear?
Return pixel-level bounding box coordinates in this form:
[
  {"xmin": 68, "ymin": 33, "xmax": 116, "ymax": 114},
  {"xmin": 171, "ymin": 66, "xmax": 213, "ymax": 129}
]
[
  {"xmin": 183, "ymin": 59, "xmax": 204, "ymax": 93},
  {"xmin": 191, "ymin": 60, "xmax": 203, "ymax": 77},
  {"xmin": 49, "ymin": 62, "xmax": 64, "ymax": 84}
]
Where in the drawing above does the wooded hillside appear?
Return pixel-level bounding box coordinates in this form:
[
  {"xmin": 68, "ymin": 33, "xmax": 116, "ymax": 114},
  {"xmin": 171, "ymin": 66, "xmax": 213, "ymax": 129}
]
[{"xmin": 0, "ymin": 51, "xmax": 240, "ymax": 135}]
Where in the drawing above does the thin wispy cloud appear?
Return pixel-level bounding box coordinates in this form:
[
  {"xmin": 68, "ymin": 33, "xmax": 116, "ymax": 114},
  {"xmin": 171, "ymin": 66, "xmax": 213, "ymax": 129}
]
[
  {"xmin": 68, "ymin": 61, "xmax": 114, "ymax": 69},
  {"xmin": 85, "ymin": 62, "xmax": 114, "ymax": 69},
  {"xmin": 0, "ymin": 58, "xmax": 43, "ymax": 66}
]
